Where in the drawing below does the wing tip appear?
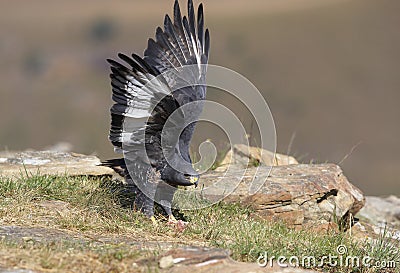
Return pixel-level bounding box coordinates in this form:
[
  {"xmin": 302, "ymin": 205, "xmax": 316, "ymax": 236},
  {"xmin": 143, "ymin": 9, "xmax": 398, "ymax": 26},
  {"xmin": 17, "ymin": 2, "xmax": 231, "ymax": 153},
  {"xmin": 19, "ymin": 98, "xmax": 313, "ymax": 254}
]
[{"xmin": 106, "ymin": 58, "xmax": 115, "ymax": 65}]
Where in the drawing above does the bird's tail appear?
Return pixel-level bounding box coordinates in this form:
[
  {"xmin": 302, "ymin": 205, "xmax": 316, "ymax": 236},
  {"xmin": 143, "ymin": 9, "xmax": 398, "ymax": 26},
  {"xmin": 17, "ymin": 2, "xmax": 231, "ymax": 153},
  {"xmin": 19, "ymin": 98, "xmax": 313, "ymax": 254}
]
[{"xmin": 100, "ymin": 158, "xmax": 127, "ymax": 177}]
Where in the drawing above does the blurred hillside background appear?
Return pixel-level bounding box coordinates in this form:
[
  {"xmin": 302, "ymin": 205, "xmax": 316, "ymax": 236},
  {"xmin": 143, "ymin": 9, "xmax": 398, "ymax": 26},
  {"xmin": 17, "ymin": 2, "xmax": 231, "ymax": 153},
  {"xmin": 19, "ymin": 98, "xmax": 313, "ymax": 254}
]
[{"xmin": 0, "ymin": 0, "xmax": 399, "ymax": 195}]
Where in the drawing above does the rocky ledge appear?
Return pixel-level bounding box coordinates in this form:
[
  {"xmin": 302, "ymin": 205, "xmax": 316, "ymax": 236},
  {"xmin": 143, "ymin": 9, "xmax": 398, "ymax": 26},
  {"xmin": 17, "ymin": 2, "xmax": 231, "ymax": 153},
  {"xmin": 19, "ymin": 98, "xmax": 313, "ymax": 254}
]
[
  {"xmin": 201, "ymin": 164, "xmax": 364, "ymax": 229},
  {"xmin": 0, "ymin": 149, "xmax": 365, "ymax": 230},
  {"xmin": 1, "ymin": 148, "xmax": 398, "ymax": 272},
  {"xmin": 0, "ymin": 150, "xmax": 114, "ymax": 177}
]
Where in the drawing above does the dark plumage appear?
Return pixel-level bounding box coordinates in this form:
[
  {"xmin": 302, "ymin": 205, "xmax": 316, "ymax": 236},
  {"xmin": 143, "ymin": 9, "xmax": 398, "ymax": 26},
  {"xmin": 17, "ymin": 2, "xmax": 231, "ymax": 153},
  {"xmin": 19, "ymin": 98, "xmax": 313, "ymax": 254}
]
[{"xmin": 103, "ymin": 0, "xmax": 210, "ymax": 222}]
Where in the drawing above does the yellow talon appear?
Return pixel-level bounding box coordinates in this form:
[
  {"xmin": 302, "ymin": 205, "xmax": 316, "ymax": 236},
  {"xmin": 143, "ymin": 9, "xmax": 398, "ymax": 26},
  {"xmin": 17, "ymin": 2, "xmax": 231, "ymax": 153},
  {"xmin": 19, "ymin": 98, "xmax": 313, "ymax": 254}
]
[
  {"xmin": 168, "ymin": 214, "xmax": 178, "ymax": 223},
  {"xmin": 150, "ymin": 216, "xmax": 158, "ymax": 226},
  {"xmin": 190, "ymin": 176, "xmax": 198, "ymax": 184}
]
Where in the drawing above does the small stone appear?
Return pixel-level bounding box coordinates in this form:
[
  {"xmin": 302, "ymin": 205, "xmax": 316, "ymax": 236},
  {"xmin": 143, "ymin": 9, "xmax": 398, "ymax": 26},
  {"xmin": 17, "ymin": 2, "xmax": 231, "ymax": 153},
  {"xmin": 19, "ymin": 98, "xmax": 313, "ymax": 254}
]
[
  {"xmin": 159, "ymin": 255, "xmax": 174, "ymax": 269},
  {"xmin": 22, "ymin": 236, "xmax": 33, "ymax": 242}
]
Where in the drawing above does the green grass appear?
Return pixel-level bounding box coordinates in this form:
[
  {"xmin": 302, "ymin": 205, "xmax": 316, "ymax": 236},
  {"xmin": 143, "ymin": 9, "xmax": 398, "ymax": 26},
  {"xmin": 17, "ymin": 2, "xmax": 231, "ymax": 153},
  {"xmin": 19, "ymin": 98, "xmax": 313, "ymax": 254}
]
[{"xmin": 0, "ymin": 174, "xmax": 399, "ymax": 272}]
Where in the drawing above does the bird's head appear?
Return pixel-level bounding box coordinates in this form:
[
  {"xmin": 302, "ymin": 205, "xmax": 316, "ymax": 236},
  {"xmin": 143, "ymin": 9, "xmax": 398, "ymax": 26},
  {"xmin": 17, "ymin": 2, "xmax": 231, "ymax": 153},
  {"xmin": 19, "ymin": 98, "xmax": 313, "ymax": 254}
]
[{"xmin": 161, "ymin": 164, "xmax": 199, "ymax": 187}]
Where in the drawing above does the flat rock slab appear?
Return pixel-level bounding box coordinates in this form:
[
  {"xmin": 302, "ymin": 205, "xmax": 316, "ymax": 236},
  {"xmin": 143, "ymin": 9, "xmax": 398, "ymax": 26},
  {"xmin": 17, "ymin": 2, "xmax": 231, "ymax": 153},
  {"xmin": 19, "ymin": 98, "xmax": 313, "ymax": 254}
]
[
  {"xmin": 0, "ymin": 269, "xmax": 36, "ymax": 273},
  {"xmin": 0, "ymin": 225, "xmax": 182, "ymax": 251},
  {"xmin": 200, "ymin": 164, "xmax": 365, "ymax": 228},
  {"xmin": 0, "ymin": 151, "xmax": 114, "ymax": 178},
  {"xmin": 148, "ymin": 247, "xmax": 319, "ymax": 273}
]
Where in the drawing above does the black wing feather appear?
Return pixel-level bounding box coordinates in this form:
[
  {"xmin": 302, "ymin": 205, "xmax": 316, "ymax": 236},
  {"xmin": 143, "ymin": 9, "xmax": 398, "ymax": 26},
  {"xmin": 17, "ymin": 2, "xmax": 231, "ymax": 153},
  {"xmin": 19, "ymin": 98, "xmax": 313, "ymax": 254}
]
[
  {"xmin": 107, "ymin": 0, "xmax": 210, "ymax": 171},
  {"xmin": 205, "ymin": 29, "xmax": 210, "ymax": 57},
  {"xmin": 188, "ymin": 0, "xmax": 196, "ymax": 42},
  {"xmin": 197, "ymin": 4, "xmax": 204, "ymax": 49},
  {"xmin": 117, "ymin": 53, "xmax": 146, "ymax": 74}
]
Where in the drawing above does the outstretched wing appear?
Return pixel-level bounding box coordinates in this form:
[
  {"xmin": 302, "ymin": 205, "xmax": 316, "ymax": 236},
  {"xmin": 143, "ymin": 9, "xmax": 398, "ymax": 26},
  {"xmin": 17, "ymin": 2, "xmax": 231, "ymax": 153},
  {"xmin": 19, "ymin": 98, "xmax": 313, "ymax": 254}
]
[
  {"xmin": 144, "ymin": 0, "xmax": 210, "ymax": 96},
  {"xmin": 143, "ymin": 0, "xmax": 210, "ymax": 162},
  {"xmin": 107, "ymin": 0, "xmax": 210, "ymax": 169}
]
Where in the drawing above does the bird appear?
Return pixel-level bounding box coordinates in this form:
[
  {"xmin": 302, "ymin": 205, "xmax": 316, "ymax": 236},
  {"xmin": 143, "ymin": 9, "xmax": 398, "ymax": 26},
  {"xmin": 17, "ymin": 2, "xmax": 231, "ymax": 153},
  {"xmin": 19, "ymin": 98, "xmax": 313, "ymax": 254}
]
[{"xmin": 102, "ymin": 0, "xmax": 210, "ymax": 224}]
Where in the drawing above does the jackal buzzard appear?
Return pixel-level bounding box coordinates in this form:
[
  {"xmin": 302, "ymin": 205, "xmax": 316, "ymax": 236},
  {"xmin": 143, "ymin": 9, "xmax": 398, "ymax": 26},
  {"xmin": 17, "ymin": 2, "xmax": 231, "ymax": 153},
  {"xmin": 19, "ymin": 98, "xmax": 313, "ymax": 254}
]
[{"xmin": 103, "ymin": 0, "xmax": 210, "ymax": 223}]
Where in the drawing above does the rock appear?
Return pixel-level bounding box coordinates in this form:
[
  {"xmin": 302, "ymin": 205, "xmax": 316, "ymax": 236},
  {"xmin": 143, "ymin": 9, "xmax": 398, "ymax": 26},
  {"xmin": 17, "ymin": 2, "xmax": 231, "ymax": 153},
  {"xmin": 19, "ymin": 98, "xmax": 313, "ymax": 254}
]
[
  {"xmin": 38, "ymin": 200, "xmax": 70, "ymax": 211},
  {"xmin": 0, "ymin": 225, "xmax": 87, "ymax": 245},
  {"xmin": 307, "ymin": 222, "xmax": 339, "ymax": 233},
  {"xmin": 358, "ymin": 196, "xmax": 400, "ymax": 229},
  {"xmin": 216, "ymin": 144, "xmax": 298, "ymax": 172},
  {"xmin": 200, "ymin": 164, "xmax": 365, "ymax": 229},
  {"xmin": 0, "ymin": 150, "xmax": 114, "ymax": 178},
  {"xmin": 0, "ymin": 150, "xmax": 364, "ymax": 230},
  {"xmin": 356, "ymin": 196, "xmax": 400, "ymax": 241},
  {"xmin": 350, "ymin": 221, "xmax": 400, "ymax": 242},
  {"xmin": 348, "ymin": 222, "xmax": 380, "ymax": 241},
  {"xmin": 0, "ymin": 225, "xmax": 184, "ymax": 251},
  {"xmin": 150, "ymin": 247, "xmax": 318, "ymax": 273},
  {"xmin": 159, "ymin": 255, "xmax": 175, "ymax": 269},
  {"xmin": 0, "ymin": 269, "xmax": 36, "ymax": 273}
]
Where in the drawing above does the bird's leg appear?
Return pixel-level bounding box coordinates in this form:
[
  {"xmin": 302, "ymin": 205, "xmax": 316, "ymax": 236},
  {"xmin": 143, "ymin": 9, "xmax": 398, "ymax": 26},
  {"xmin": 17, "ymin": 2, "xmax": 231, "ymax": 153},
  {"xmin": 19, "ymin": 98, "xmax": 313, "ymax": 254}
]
[
  {"xmin": 156, "ymin": 183, "xmax": 188, "ymax": 232},
  {"xmin": 168, "ymin": 214, "xmax": 178, "ymax": 223},
  {"xmin": 155, "ymin": 182, "xmax": 178, "ymax": 223},
  {"xmin": 133, "ymin": 181, "xmax": 158, "ymax": 224}
]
